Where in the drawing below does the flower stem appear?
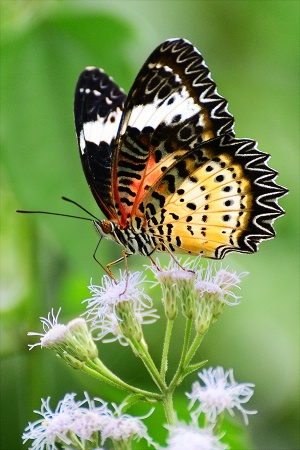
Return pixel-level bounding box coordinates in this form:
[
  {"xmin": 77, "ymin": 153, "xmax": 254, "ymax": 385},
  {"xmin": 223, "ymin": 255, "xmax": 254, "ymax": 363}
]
[
  {"xmin": 184, "ymin": 332, "xmax": 205, "ymax": 366},
  {"xmin": 160, "ymin": 318, "xmax": 174, "ymax": 380},
  {"xmin": 69, "ymin": 432, "xmax": 86, "ymax": 450},
  {"xmin": 162, "ymin": 391, "xmax": 176, "ymax": 425},
  {"xmin": 113, "ymin": 440, "xmax": 131, "ymax": 450},
  {"xmin": 130, "ymin": 338, "xmax": 166, "ymax": 392},
  {"xmin": 179, "ymin": 318, "xmax": 193, "ymax": 367},
  {"xmin": 168, "ymin": 318, "xmax": 192, "ymax": 390},
  {"xmin": 84, "ymin": 358, "xmax": 161, "ymax": 400}
]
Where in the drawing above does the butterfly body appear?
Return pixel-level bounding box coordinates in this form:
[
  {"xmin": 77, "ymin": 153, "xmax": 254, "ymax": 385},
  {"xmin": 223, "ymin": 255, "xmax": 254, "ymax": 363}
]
[
  {"xmin": 93, "ymin": 219, "xmax": 158, "ymax": 256},
  {"xmin": 74, "ymin": 39, "xmax": 287, "ymax": 263}
]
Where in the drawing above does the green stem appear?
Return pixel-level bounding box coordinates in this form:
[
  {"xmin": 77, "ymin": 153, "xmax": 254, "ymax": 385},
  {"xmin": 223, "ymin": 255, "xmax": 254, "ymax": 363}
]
[
  {"xmin": 160, "ymin": 319, "xmax": 174, "ymax": 380},
  {"xmin": 213, "ymin": 411, "xmax": 225, "ymax": 434},
  {"xmin": 119, "ymin": 394, "xmax": 144, "ymax": 413},
  {"xmin": 130, "ymin": 338, "xmax": 166, "ymax": 392},
  {"xmin": 69, "ymin": 433, "xmax": 85, "ymax": 450},
  {"xmin": 184, "ymin": 332, "xmax": 205, "ymax": 367},
  {"xmin": 84, "ymin": 358, "xmax": 161, "ymax": 400},
  {"xmin": 169, "ymin": 318, "xmax": 193, "ymax": 390},
  {"xmin": 162, "ymin": 391, "xmax": 176, "ymax": 425},
  {"xmin": 113, "ymin": 441, "xmax": 131, "ymax": 450},
  {"xmin": 179, "ymin": 318, "xmax": 193, "ymax": 368}
]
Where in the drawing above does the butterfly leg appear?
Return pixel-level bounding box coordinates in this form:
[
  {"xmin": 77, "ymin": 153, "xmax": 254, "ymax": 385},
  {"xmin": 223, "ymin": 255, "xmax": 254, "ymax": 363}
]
[
  {"xmin": 106, "ymin": 251, "xmax": 130, "ymax": 273},
  {"xmin": 105, "ymin": 251, "xmax": 132, "ymax": 290},
  {"xmin": 148, "ymin": 242, "xmax": 195, "ymax": 273},
  {"xmin": 93, "ymin": 237, "xmax": 118, "ymax": 281},
  {"xmin": 148, "ymin": 254, "xmax": 160, "ymax": 270},
  {"xmin": 107, "ymin": 250, "xmax": 130, "ymax": 294}
]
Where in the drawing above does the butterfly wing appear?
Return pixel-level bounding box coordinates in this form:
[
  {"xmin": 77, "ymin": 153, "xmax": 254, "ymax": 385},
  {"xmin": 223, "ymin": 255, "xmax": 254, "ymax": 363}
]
[
  {"xmin": 112, "ymin": 39, "xmax": 235, "ymax": 228},
  {"xmin": 74, "ymin": 40, "xmax": 286, "ymax": 259},
  {"xmin": 111, "ymin": 38, "xmax": 286, "ymax": 257},
  {"xmin": 74, "ymin": 67, "xmax": 126, "ymax": 219},
  {"xmin": 142, "ymin": 134, "xmax": 287, "ymax": 258}
]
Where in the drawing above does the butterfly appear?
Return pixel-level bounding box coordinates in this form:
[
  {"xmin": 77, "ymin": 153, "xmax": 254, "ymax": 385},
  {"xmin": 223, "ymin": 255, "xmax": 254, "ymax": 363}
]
[{"xmin": 74, "ymin": 38, "xmax": 287, "ymax": 273}]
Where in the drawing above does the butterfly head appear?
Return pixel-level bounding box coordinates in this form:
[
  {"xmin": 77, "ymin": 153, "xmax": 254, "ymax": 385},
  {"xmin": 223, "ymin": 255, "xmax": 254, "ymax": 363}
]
[
  {"xmin": 94, "ymin": 220, "xmax": 115, "ymax": 237},
  {"xmin": 93, "ymin": 219, "xmax": 136, "ymax": 253}
]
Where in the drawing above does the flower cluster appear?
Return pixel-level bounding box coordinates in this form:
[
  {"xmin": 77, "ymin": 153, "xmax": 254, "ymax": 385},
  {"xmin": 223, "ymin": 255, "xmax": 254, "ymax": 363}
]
[
  {"xmin": 22, "ymin": 393, "xmax": 154, "ymax": 449},
  {"xmin": 150, "ymin": 258, "xmax": 246, "ymax": 335},
  {"xmin": 23, "ymin": 364, "xmax": 256, "ymax": 449},
  {"xmin": 25, "ymin": 257, "xmax": 256, "ymax": 449}
]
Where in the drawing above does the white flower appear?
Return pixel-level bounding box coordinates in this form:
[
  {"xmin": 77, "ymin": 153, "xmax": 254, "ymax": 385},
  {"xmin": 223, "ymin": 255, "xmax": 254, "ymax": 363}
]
[
  {"xmin": 28, "ymin": 308, "xmax": 67, "ymax": 350},
  {"xmin": 69, "ymin": 395, "xmax": 110, "ymax": 440},
  {"xmin": 193, "ymin": 264, "xmax": 247, "ymax": 333},
  {"xmin": 164, "ymin": 422, "xmax": 228, "ymax": 450},
  {"xmin": 195, "ymin": 264, "xmax": 247, "ymax": 306},
  {"xmin": 85, "ymin": 271, "xmax": 152, "ymax": 315},
  {"xmin": 67, "ymin": 317, "xmax": 98, "ymax": 359},
  {"xmin": 28, "ymin": 310, "xmax": 98, "ymax": 365},
  {"xmin": 100, "ymin": 403, "xmax": 154, "ymax": 446},
  {"xmin": 93, "ymin": 307, "xmax": 159, "ymax": 345},
  {"xmin": 84, "ymin": 271, "xmax": 159, "ymax": 344},
  {"xmin": 149, "ymin": 257, "xmax": 197, "ymax": 285},
  {"xmin": 22, "ymin": 393, "xmax": 87, "ymax": 449},
  {"xmin": 187, "ymin": 367, "xmax": 257, "ymax": 425}
]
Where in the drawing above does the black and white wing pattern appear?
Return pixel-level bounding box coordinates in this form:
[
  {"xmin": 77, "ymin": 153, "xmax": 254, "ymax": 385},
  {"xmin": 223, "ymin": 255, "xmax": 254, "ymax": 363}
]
[{"xmin": 74, "ymin": 67, "xmax": 126, "ymax": 219}]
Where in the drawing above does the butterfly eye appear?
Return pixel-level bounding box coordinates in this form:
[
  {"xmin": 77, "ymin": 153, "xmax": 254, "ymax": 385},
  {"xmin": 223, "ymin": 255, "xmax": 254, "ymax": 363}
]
[{"xmin": 101, "ymin": 221, "xmax": 113, "ymax": 234}]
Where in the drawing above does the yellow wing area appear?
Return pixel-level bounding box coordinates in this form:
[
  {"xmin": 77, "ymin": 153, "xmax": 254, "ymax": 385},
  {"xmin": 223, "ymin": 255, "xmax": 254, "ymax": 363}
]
[
  {"xmin": 137, "ymin": 134, "xmax": 286, "ymax": 259},
  {"xmin": 146, "ymin": 151, "xmax": 253, "ymax": 257}
]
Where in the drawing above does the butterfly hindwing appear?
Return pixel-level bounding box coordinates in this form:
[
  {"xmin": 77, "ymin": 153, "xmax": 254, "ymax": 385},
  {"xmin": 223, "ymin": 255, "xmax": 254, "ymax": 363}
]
[
  {"xmin": 144, "ymin": 135, "xmax": 286, "ymax": 257},
  {"xmin": 112, "ymin": 39, "xmax": 235, "ymax": 228},
  {"xmin": 74, "ymin": 67, "xmax": 127, "ymax": 219}
]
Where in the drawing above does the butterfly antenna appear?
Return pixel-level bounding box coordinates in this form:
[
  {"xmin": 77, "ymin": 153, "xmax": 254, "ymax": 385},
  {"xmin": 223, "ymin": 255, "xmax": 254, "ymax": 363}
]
[
  {"xmin": 61, "ymin": 196, "xmax": 99, "ymax": 220},
  {"xmin": 16, "ymin": 196, "xmax": 100, "ymax": 222},
  {"xmin": 16, "ymin": 209, "xmax": 95, "ymax": 222}
]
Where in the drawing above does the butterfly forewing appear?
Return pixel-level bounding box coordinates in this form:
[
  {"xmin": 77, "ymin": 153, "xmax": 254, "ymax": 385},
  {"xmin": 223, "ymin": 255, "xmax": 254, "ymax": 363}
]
[
  {"xmin": 112, "ymin": 39, "xmax": 235, "ymax": 228},
  {"xmin": 74, "ymin": 67, "xmax": 127, "ymax": 219}
]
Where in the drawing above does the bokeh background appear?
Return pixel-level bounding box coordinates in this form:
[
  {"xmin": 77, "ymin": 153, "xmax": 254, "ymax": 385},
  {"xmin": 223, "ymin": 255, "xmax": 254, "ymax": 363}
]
[{"xmin": 1, "ymin": 1, "xmax": 299, "ymax": 449}]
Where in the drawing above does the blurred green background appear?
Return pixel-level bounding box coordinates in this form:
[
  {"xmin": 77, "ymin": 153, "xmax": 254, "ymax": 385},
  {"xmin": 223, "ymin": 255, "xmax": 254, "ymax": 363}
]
[{"xmin": 1, "ymin": 1, "xmax": 299, "ymax": 449}]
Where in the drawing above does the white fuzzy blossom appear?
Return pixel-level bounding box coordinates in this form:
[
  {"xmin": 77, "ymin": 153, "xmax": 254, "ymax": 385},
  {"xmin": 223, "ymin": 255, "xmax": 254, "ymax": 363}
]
[
  {"xmin": 193, "ymin": 264, "xmax": 247, "ymax": 334},
  {"xmin": 149, "ymin": 257, "xmax": 198, "ymax": 286},
  {"xmin": 28, "ymin": 308, "xmax": 67, "ymax": 350},
  {"xmin": 195, "ymin": 264, "xmax": 247, "ymax": 306},
  {"xmin": 27, "ymin": 309, "xmax": 98, "ymax": 366},
  {"xmin": 84, "ymin": 271, "xmax": 159, "ymax": 344},
  {"xmin": 187, "ymin": 367, "xmax": 257, "ymax": 425},
  {"xmin": 99, "ymin": 403, "xmax": 154, "ymax": 446},
  {"xmin": 164, "ymin": 422, "xmax": 228, "ymax": 450},
  {"xmin": 22, "ymin": 393, "xmax": 88, "ymax": 449},
  {"xmin": 23, "ymin": 393, "xmax": 154, "ymax": 449},
  {"xmin": 85, "ymin": 271, "xmax": 152, "ymax": 315}
]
